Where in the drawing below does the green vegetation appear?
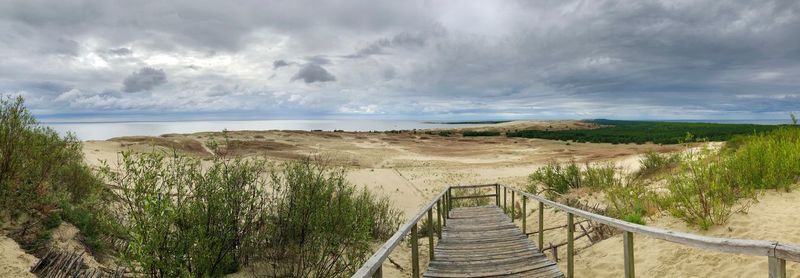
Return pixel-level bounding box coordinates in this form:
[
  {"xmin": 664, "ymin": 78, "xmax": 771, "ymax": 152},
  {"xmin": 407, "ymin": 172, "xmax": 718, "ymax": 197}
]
[
  {"xmin": 462, "ymin": 130, "xmax": 501, "ymax": 137},
  {"xmin": 103, "ymin": 151, "xmax": 402, "ymax": 277},
  {"xmin": 636, "ymin": 150, "xmax": 680, "ymax": 178},
  {"xmin": 507, "ymin": 119, "xmax": 780, "ymax": 144},
  {"xmin": 0, "ymin": 96, "xmax": 113, "ymax": 251},
  {"xmin": 424, "ymin": 130, "xmax": 453, "ymax": 137},
  {"xmin": 659, "ymin": 127, "xmax": 800, "ymax": 229},
  {"xmin": 528, "ymin": 160, "xmax": 652, "ymax": 224},
  {"xmin": 265, "ymin": 159, "xmax": 402, "ymax": 277},
  {"xmin": 527, "ymin": 160, "xmax": 617, "ymax": 199},
  {"xmin": 2, "ymin": 96, "xmax": 403, "ymax": 277},
  {"xmin": 529, "ymin": 123, "xmax": 800, "ymax": 229}
]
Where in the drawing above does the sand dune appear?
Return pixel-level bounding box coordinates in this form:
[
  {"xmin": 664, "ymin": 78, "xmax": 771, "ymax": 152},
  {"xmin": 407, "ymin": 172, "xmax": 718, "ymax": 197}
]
[{"xmin": 77, "ymin": 128, "xmax": 800, "ymax": 277}]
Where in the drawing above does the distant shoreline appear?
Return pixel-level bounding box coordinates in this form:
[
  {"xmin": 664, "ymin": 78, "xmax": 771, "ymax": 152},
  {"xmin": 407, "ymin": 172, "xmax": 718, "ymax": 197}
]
[{"xmin": 422, "ymin": 120, "xmax": 512, "ymax": 125}]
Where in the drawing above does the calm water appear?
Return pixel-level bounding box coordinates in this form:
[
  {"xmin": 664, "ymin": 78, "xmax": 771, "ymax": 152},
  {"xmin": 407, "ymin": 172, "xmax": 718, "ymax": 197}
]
[{"xmin": 43, "ymin": 120, "xmax": 483, "ymax": 140}]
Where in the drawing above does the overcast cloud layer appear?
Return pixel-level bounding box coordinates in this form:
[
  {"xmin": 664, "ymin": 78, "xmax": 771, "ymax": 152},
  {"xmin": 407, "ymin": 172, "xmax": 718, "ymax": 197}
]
[{"xmin": 1, "ymin": 0, "xmax": 799, "ymax": 121}]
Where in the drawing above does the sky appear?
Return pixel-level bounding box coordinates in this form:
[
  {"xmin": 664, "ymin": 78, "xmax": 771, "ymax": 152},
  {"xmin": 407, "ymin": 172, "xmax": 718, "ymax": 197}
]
[{"xmin": 1, "ymin": 0, "xmax": 799, "ymax": 122}]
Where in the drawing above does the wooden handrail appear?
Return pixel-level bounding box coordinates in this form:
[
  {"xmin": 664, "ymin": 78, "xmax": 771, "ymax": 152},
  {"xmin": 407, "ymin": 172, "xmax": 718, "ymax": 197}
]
[
  {"xmin": 352, "ymin": 187, "xmax": 449, "ymax": 278},
  {"xmin": 355, "ymin": 183, "xmax": 800, "ymax": 278},
  {"xmin": 500, "ymin": 184, "xmax": 800, "ymax": 277}
]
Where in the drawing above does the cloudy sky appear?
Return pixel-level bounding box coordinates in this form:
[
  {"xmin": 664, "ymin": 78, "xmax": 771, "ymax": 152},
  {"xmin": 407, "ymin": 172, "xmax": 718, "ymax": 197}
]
[{"xmin": 2, "ymin": 0, "xmax": 799, "ymax": 121}]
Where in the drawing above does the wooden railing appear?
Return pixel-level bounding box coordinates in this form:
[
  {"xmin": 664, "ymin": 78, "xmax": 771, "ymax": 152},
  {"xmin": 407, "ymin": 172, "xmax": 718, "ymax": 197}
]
[
  {"xmin": 354, "ymin": 183, "xmax": 800, "ymax": 278},
  {"xmin": 498, "ymin": 184, "xmax": 800, "ymax": 278},
  {"xmin": 352, "ymin": 184, "xmax": 500, "ymax": 278}
]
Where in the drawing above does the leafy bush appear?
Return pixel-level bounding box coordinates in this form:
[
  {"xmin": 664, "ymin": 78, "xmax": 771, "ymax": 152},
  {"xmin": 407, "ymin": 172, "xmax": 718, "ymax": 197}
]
[
  {"xmin": 724, "ymin": 127, "xmax": 800, "ymax": 192},
  {"xmin": 1, "ymin": 96, "xmax": 108, "ymax": 250},
  {"xmin": 265, "ymin": 159, "xmax": 403, "ymax": 277},
  {"xmin": 582, "ymin": 162, "xmax": 619, "ymax": 190},
  {"xmin": 529, "ymin": 161, "xmax": 616, "ymax": 191},
  {"xmin": 527, "ymin": 160, "xmax": 591, "ymax": 198},
  {"xmin": 603, "ymin": 176, "xmax": 651, "ymax": 225},
  {"xmin": 657, "ymin": 147, "xmax": 752, "ymax": 229},
  {"xmin": 655, "ymin": 127, "xmax": 800, "ymax": 229},
  {"xmin": 637, "ymin": 150, "xmax": 680, "ymax": 179},
  {"xmin": 102, "ymin": 151, "xmax": 273, "ymax": 277}
]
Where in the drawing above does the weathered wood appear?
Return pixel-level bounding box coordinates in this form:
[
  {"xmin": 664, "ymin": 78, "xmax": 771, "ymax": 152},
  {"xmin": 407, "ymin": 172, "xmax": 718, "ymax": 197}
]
[
  {"xmin": 412, "ymin": 223, "xmax": 420, "ymax": 278},
  {"xmin": 522, "ymin": 195, "xmax": 527, "ymax": 235},
  {"xmin": 449, "ymin": 183, "xmax": 498, "ymax": 189},
  {"xmin": 538, "ymin": 201, "xmax": 544, "ymax": 251},
  {"xmin": 428, "ymin": 208, "xmax": 435, "ymax": 260},
  {"xmin": 495, "ymin": 184, "xmax": 500, "ymax": 206},
  {"xmin": 353, "ymin": 188, "xmax": 448, "ymax": 278},
  {"xmin": 436, "ymin": 200, "xmax": 443, "ymax": 239},
  {"xmin": 769, "ymin": 256, "xmax": 786, "ymax": 278},
  {"xmin": 450, "ymin": 193, "xmax": 497, "ymax": 200},
  {"xmin": 624, "ymin": 231, "xmax": 634, "ymax": 278},
  {"xmin": 567, "ymin": 213, "xmax": 574, "ymax": 278},
  {"xmin": 511, "ymin": 190, "xmax": 515, "ymax": 221},
  {"xmin": 503, "ymin": 185, "xmax": 800, "ymax": 262},
  {"xmin": 423, "ymin": 206, "xmax": 563, "ymax": 278},
  {"xmin": 503, "ymin": 187, "xmax": 507, "ymax": 210}
]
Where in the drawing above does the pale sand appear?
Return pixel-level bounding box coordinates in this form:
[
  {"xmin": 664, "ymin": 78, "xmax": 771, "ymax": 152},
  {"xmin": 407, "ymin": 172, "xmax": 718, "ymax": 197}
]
[
  {"xmin": 0, "ymin": 235, "xmax": 37, "ymax": 278},
  {"xmin": 76, "ymin": 123, "xmax": 800, "ymax": 277}
]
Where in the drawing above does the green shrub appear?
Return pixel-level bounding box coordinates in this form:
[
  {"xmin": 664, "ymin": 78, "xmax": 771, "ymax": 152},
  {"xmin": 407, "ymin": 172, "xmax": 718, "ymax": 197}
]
[
  {"xmin": 1, "ymin": 96, "xmax": 109, "ymax": 250},
  {"xmin": 603, "ymin": 176, "xmax": 651, "ymax": 225},
  {"xmin": 436, "ymin": 130, "xmax": 453, "ymax": 137},
  {"xmin": 637, "ymin": 150, "xmax": 679, "ymax": 179},
  {"xmin": 582, "ymin": 162, "xmax": 619, "ymax": 190},
  {"xmin": 724, "ymin": 127, "xmax": 800, "ymax": 192},
  {"xmin": 102, "ymin": 151, "xmax": 272, "ymax": 277},
  {"xmin": 527, "ymin": 160, "xmax": 616, "ymax": 197},
  {"xmin": 265, "ymin": 159, "xmax": 403, "ymax": 277},
  {"xmin": 462, "ymin": 130, "xmax": 501, "ymax": 137},
  {"xmin": 658, "ymin": 147, "xmax": 752, "ymax": 229}
]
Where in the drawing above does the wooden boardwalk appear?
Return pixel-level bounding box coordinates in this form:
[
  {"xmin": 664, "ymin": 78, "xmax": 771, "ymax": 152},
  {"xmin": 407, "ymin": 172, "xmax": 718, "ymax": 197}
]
[{"xmin": 424, "ymin": 205, "xmax": 563, "ymax": 278}]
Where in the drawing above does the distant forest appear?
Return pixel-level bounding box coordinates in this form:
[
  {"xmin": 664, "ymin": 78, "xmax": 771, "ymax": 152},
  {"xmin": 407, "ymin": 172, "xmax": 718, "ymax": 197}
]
[{"xmin": 506, "ymin": 119, "xmax": 783, "ymax": 144}]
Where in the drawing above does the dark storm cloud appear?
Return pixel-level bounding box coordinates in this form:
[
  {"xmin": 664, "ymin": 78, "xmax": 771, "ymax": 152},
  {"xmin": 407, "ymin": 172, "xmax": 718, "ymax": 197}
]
[
  {"xmin": 122, "ymin": 67, "xmax": 167, "ymax": 93},
  {"xmin": 273, "ymin": 60, "xmax": 290, "ymax": 69},
  {"xmin": 2, "ymin": 0, "xmax": 799, "ymax": 119},
  {"xmin": 107, "ymin": 47, "xmax": 132, "ymax": 56},
  {"xmin": 292, "ymin": 64, "xmax": 336, "ymax": 83}
]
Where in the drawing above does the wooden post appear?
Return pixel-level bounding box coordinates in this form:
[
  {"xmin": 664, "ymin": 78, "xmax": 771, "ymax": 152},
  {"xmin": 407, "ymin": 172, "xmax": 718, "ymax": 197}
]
[
  {"xmin": 567, "ymin": 213, "xmax": 574, "ymax": 278},
  {"xmin": 511, "ymin": 190, "xmax": 515, "ymax": 221},
  {"xmin": 503, "ymin": 187, "xmax": 507, "ymax": 211},
  {"xmin": 495, "ymin": 184, "xmax": 500, "ymax": 206},
  {"xmin": 624, "ymin": 231, "xmax": 635, "ymax": 278},
  {"xmin": 411, "ymin": 224, "xmax": 419, "ymax": 278},
  {"xmin": 522, "ymin": 196, "xmax": 527, "ymax": 235},
  {"xmin": 538, "ymin": 201, "xmax": 544, "ymax": 251},
  {"xmin": 372, "ymin": 266, "xmax": 382, "ymax": 278},
  {"xmin": 428, "ymin": 208, "xmax": 435, "ymax": 260},
  {"xmin": 769, "ymin": 256, "xmax": 786, "ymax": 278},
  {"xmin": 447, "ymin": 188, "xmax": 452, "ymax": 214},
  {"xmin": 436, "ymin": 200, "xmax": 442, "ymax": 239}
]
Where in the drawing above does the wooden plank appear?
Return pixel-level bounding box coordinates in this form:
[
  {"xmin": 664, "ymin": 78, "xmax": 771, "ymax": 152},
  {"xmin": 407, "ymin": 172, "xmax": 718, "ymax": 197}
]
[
  {"xmin": 449, "ymin": 183, "xmax": 499, "ymax": 189},
  {"xmin": 422, "ymin": 205, "xmax": 563, "ymax": 278},
  {"xmin": 450, "ymin": 194, "xmax": 498, "ymax": 201}
]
